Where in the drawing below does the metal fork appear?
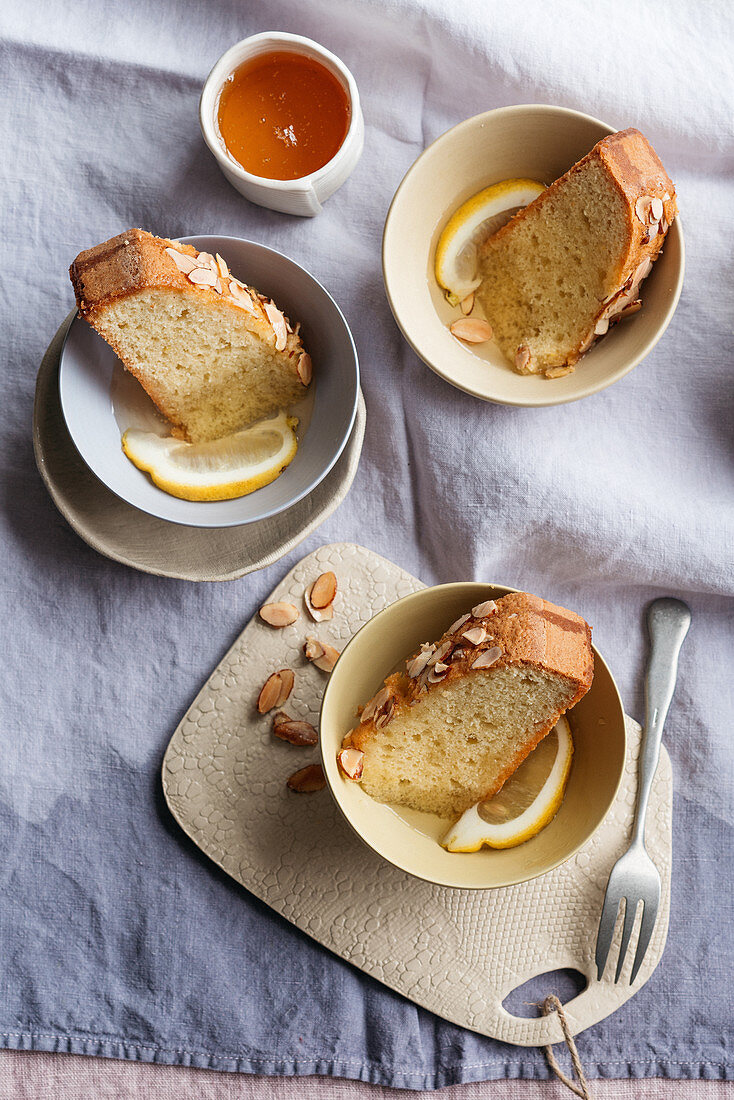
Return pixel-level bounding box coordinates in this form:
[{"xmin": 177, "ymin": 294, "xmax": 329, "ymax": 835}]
[{"xmin": 595, "ymin": 596, "xmax": 691, "ymax": 984}]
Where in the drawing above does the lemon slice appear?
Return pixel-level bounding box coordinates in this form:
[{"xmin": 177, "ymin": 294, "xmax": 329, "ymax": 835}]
[
  {"xmin": 442, "ymin": 716, "xmax": 573, "ymax": 851},
  {"xmin": 122, "ymin": 411, "xmax": 299, "ymax": 502},
  {"xmin": 434, "ymin": 178, "xmax": 546, "ymax": 300}
]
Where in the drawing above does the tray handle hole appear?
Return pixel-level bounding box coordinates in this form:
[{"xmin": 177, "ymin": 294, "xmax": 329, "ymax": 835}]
[{"xmin": 502, "ymin": 968, "xmax": 587, "ymax": 1019}]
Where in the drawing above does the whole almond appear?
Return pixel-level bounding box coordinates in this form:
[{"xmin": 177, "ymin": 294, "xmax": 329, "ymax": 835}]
[
  {"xmin": 259, "ymin": 602, "xmax": 299, "ymax": 628},
  {"xmin": 459, "ymin": 292, "xmax": 475, "ymax": 315},
  {"xmin": 273, "ymin": 712, "xmax": 318, "ymax": 747},
  {"xmin": 286, "ymin": 764, "xmax": 326, "ymax": 792},
  {"xmin": 310, "ymin": 571, "xmax": 337, "ymax": 610},
  {"xmin": 450, "ymin": 317, "xmax": 493, "ymax": 343}
]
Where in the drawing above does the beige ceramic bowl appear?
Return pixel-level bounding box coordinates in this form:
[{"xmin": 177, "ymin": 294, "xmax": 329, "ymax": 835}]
[
  {"xmin": 382, "ymin": 104, "xmax": 685, "ymax": 406},
  {"xmin": 320, "ymin": 582, "xmax": 627, "ymax": 889}
]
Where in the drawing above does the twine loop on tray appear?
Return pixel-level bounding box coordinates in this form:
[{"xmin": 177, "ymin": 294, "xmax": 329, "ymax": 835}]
[{"xmin": 541, "ymin": 995, "xmax": 594, "ymax": 1099}]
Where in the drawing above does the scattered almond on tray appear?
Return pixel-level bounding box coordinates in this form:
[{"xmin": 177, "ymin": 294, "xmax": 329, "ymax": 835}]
[
  {"xmin": 305, "ymin": 571, "xmax": 338, "ymax": 621},
  {"xmin": 287, "ymin": 764, "xmax": 326, "ymax": 793},
  {"xmin": 304, "ymin": 636, "xmax": 341, "ymax": 672},
  {"xmin": 272, "ymin": 710, "xmax": 318, "ymax": 746},
  {"xmin": 257, "ymin": 669, "xmax": 295, "ymax": 713},
  {"xmin": 259, "ymin": 602, "xmax": 300, "ymax": 627}
]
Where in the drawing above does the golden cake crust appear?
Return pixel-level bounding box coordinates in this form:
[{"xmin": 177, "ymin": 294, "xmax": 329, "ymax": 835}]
[{"xmin": 69, "ymin": 228, "xmax": 303, "ymax": 357}]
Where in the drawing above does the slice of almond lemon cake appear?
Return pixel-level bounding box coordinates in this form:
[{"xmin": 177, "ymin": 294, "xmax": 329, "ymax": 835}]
[
  {"xmin": 70, "ymin": 229, "xmax": 312, "ymax": 443},
  {"xmin": 476, "ymin": 128, "xmax": 677, "ymax": 378},
  {"xmin": 338, "ymin": 592, "xmax": 593, "ymax": 819}
]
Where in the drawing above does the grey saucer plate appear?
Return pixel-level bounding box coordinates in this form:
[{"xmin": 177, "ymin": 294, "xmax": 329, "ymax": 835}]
[
  {"xmin": 35, "ymin": 313, "xmax": 366, "ymax": 581},
  {"xmin": 59, "ymin": 235, "xmax": 360, "ymax": 527}
]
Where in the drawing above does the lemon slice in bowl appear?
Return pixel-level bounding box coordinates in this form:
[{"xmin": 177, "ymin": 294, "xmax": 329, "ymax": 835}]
[
  {"xmin": 122, "ymin": 411, "xmax": 299, "ymax": 502},
  {"xmin": 434, "ymin": 178, "xmax": 546, "ymax": 301},
  {"xmin": 442, "ymin": 716, "xmax": 573, "ymax": 851}
]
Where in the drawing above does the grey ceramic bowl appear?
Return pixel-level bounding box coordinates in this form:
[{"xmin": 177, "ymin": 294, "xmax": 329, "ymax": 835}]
[{"xmin": 59, "ymin": 235, "xmax": 359, "ymax": 528}]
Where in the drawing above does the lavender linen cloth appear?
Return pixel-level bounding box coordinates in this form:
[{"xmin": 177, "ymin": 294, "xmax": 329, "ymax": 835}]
[{"xmin": 1, "ymin": 0, "xmax": 732, "ymax": 1088}]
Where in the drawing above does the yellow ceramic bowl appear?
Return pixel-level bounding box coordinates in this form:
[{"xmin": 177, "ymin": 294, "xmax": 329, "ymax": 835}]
[
  {"xmin": 382, "ymin": 104, "xmax": 684, "ymax": 407},
  {"xmin": 320, "ymin": 582, "xmax": 627, "ymax": 889}
]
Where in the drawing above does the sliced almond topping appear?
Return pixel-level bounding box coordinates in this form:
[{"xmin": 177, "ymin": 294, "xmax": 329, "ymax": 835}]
[
  {"xmin": 304, "ymin": 583, "xmax": 334, "ymax": 622},
  {"xmin": 594, "ymin": 316, "xmax": 610, "ymax": 336},
  {"xmin": 635, "ymin": 196, "xmax": 653, "ymax": 225},
  {"xmin": 633, "ymin": 257, "xmax": 653, "ymax": 285},
  {"xmin": 646, "ymin": 221, "xmax": 659, "ymax": 242},
  {"xmin": 406, "ymin": 649, "xmax": 434, "ymax": 678},
  {"xmin": 650, "ymin": 197, "xmax": 664, "ymax": 221},
  {"xmin": 262, "ymin": 300, "xmax": 288, "ymax": 351},
  {"xmin": 374, "ymin": 698, "xmax": 396, "ymax": 729},
  {"xmin": 427, "ymin": 663, "xmax": 449, "ymax": 683},
  {"xmin": 338, "ymin": 748, "xmax": 365, "ymax": 780},
  {"xmin": 471, "ymin": 600, "xmax": 497, "ymax": 618},
  {"xmin": 259, "ymin": 602, "xmax": 299, "ymax": 627},
  {"xmin": 257, "ymin": 671, "xmax": 285, "ymax": 714},
  {"xmin": 297, "ymin": 352, "xmax": 313, "ymax": 385},
  {"xmin": 660, "ymin": 215, "xmax": 669, "ymax": 236},
  {"xmin": 287, "ymin": 763, "xmax": 326, "ymax": 792},
  {"xmin": 212, "ymin": 278, "xmax": 223, "ymax": 294},
  {"xmin": 229, "ymin": 281, "xmax": 258, "ymax": 313},
  {"xmin": 447, "ymin": 612, "xmax": 471, "ymax": 635},
  {"xmin": 273, "ymin": 710, "xmax": 318, "ymax": 746},
  {"xmin": 450, "ymin": 317, "xmax": 493, "ymax": 343},
  {"xmin": 515, "ymin": 344, "xmax": 532, "ymax": 372},
  {"xmin": 216, "ymin": 253, "xmax": 230, "ymax": 279},
  {"xmin": 428, "ymin": 640, "xmax": 452, "ymax": 667},
  {"xmin": 617, "ymin": 299, "xmax": 642, "ymax": 319},
  {"xmin": 164, "ymin": 247, "xmax": 198, "ymax": 274},
  {"xmin": 459, "ymin": 292, "xmax": 475, "ymax": 315},
  {"xmin": 472, "ymin": 646, "xmax": 502, "ymax": 669},
  {"xmin": 360, "ymin": 686, "xmax": 392, "ymax": 724},
  {"xmin": 462, "ymin": 625, "xmax": 487, "ymax": 646},
  {"xmin": 662, "ymin": 191, "xmax": 671, "ymax": 202},
  {"xmin": 310, "ymin": 571, "xmax": 337, "ymax": 610},
  {"xmin": 187, "ymin": 266, "xmax": 218, "ymax": 287},
  {"xmin": 545, "ymin": 365, "xmax": 575, "ymax": 379}
]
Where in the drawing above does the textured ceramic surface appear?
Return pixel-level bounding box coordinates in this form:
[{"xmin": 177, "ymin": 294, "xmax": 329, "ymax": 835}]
[
  {"xmin": 35, "ymin": 316, "xmax": 366, "ymax": 580},
  {"xmin": 59, "ymin": 236, "xmax": 359, "ymax": 526},
  {"xmin": 382, "ymin": 104, "xmax": 684, "ymax": 407},
  {"xmin": 200, "ymin": 33, "xmax": 364, "ymax": 216},
  {"xmin": 321, "ymin": 581, "xmax": 626, "ymax": 890},
  {"xmin": 162, "ymin": 543, "xmax": 672, "ymax": 1046}
]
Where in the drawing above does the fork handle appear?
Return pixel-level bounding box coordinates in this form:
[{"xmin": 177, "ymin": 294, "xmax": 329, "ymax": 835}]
[{"xmin": 633, "ymin": 597, "xmax": 691, "ymax": 845}]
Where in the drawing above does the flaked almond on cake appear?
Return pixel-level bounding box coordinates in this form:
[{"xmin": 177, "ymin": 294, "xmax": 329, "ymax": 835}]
[
  {"xmin": 338, "ymin": 592, "xmax": 593, "ymax": 821},
  {"xmin": 475, "ymin": 129, "xmax": 677, "ymax": 378}
]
